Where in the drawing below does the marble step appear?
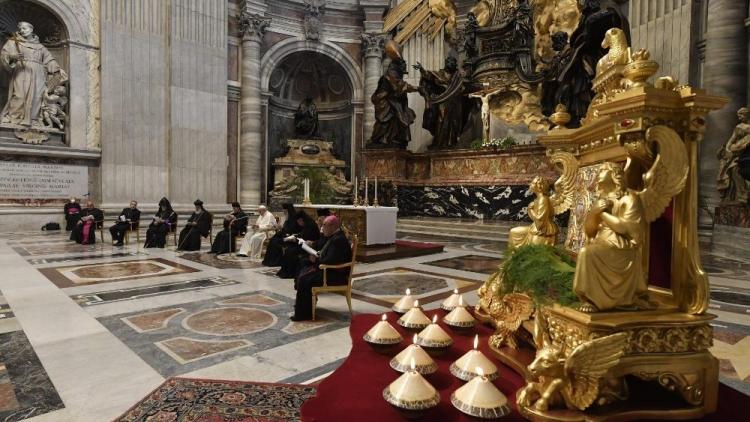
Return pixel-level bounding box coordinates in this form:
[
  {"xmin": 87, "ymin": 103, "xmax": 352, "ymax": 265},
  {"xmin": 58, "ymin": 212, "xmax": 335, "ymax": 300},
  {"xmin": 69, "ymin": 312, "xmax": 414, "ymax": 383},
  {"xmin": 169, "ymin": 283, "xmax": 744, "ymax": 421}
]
[{"xmin": 396, "ymin": 226, "xmax": 507, "ymax": 242}]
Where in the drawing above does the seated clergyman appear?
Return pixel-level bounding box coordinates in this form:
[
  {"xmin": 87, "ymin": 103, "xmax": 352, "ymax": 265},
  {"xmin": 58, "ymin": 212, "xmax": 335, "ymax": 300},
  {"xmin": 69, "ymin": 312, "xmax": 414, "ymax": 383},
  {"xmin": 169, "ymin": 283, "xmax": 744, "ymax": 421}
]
[
  {"xmin": 237, "ymin": 205, "xmax": 277, "ymax": 259},
  {"xmin": 209, "ymin": 202, "xmax": 249, "ymax": 254},
  {"xmin": 291, "ymin": 215, "xmax": 352, "ymax": 321},
  {"xmin": 71, "ymin": 200, "xmax": 103, "ymax": 245},
  {"xmin": 110, "ymin": 200, "xmax": 140, "ymax": 246},
  {"xmin": 64, "ymin": 197, "xmax": 81, "ymax": 231},
  {"xmin": 177, "ymin": 199, "xmax": 211, "ymax": 251}
]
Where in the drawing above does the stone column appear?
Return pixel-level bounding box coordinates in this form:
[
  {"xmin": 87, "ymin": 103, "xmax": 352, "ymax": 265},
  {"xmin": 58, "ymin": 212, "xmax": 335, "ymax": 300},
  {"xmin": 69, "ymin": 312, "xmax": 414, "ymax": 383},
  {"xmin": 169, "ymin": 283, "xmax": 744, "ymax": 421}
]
[
  {"xmin": 238, "ymin": 11, "xmax": 270, "ymax": 206},
  {"xmin": 361, "ymin": 33, "xmax": 385, "ymax": 144},
  {"xmin": 701, "ymin": 0, "xmax": 748, "ymax": 224}
]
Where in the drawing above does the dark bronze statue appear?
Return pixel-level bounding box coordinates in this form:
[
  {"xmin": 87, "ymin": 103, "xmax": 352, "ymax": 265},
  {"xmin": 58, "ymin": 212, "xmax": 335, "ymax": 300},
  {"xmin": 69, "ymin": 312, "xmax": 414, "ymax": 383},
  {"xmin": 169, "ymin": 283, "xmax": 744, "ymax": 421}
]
[
  {"xmin": 464, "ymin": 12, "xmax": 479, "ymax": 61},
  {"xmin": 541, "ymin": 0, "xmax": 630, "ymax": 127},
  {"xmin": 415, "ymin": 56, "xmax": 468, "ymax": 149},
  {"xmin": 367, "ymin": 44, "xmax": 418, "ymax": 149},
  {"xmin": 540, "ymin": 32, "xmax": 573, "ymax": 119},
  {"xmin": 294, "ymin": 97, "xmax": 319, "ymax": 138}
]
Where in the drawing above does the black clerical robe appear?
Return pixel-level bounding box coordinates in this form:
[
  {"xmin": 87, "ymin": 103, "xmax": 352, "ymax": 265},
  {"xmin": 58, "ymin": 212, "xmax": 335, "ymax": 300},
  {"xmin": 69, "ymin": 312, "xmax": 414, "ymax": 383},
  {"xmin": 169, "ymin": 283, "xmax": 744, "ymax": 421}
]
[
  {"xmin": 262, "ymin": 219, "xmax": 301, "ymax": 266},
  {"xmin": 277, "ymin": 223, "xmax": 321, "ymax": 279},
  {"xmin": 293, "ymin": 230, "xmax": 352, "ymax": 320},
  {"xmin": 178, "ymin": 211, "xmax": 211, "ymax": 251},
  {"xmin": 110, "ymin": 208, "xmax": 141, "ymax": 243},
  {"xmin": 144, "ymin": 210, "xmax": 177, "ymax": 248},
  {"xmin": 210, "ymin": 211, "xmax": 248, "ymax": 254},
  {"xmin": 64, "ymin": 202, "xmax": 82, "ymax": 231},
  {"xmin": 71, "ymin": 207, "xmax": 104, "ymax": 244}
]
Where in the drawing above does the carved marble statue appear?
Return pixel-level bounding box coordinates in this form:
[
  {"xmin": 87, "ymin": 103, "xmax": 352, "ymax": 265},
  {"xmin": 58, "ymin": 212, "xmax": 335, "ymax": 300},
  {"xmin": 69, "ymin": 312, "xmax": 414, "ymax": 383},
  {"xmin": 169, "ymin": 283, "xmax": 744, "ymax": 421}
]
[
  {"xmin": 42, "ymin": 85, "xmax": 67, "ymax": 129},
  {"xmin": 574, "ymin": 127, "xmax": 689, "ymax": 312},
  {"xmin": 1, "ymin": 21, "xmax": 67, "ymax": 128},
  {"xmin": 294, "ymin": 97, "xmax": 319, "ymax": 139},
  {"xmin": 547, "ymin": 0, "xmax": 629, "ymax": 127},
  {"xmin": 303, "ymin": 0, "xmax": 324, "ymax": 41},
  {"xmin": 717, "ymin": 107, "xmax": 750, "ymax": 204},
  {"xmin": 468, "ymin": 87, "xmax": 502, "ymax": 141},
  {"xmin": 367, "ymin": 41, "xmax": 418, "ymax": 149},
  {"xmin": 415, "ymin": 56, "xmax": 467, "ymax": 149}
]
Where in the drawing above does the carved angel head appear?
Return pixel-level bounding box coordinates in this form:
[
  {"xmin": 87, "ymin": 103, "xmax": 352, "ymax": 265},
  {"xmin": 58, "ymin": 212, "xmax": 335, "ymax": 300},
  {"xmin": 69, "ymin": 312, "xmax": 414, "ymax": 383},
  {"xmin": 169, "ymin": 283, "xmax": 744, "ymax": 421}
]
[
  {"xmin": 738, "ymin": 107, "xmax": 750, "ymax": 123},
  {"xmin": 596, "ymin": 162, "xmax": 626, "ymax": 198},
  {"xmin": 530, "ymin": 176, "xmax": 551, "ymax": 195}
]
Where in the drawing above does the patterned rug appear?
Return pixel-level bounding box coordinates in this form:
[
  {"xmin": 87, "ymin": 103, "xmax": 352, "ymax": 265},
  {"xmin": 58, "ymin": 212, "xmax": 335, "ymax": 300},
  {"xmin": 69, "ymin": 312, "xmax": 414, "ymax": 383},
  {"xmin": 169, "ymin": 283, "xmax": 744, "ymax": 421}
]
[{"xmin": 116, "ymin": 377, "xmax": 316, "ymax": 422}]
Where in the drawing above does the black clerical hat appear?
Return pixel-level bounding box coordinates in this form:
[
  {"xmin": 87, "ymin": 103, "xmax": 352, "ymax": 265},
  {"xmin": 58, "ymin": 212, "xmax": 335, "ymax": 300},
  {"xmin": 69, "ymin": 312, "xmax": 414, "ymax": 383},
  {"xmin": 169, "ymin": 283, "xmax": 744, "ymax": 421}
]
[{"xmin": 194, "ymin": 199, "xmax": 204, "ymax": 206}]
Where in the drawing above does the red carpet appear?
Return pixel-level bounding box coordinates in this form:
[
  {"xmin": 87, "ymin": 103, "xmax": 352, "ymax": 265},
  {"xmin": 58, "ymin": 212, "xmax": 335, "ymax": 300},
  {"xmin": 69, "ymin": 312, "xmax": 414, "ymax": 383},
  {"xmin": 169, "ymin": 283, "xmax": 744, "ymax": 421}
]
[
  {"xmin": 301, "ymin": 313, "xmax": 750, "ymax": 421},
  {"xmin": 116, "ymin": 377, "xmax": 316, "ymax": 422}
]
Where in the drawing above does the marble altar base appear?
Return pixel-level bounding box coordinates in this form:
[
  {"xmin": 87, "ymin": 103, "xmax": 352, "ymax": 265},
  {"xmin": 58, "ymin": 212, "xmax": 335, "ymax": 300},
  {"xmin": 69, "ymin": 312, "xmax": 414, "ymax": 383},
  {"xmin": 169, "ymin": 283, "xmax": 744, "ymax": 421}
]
[{"xmin": 296, "ymin": 204, "xmax": 397, "ymax": 246}]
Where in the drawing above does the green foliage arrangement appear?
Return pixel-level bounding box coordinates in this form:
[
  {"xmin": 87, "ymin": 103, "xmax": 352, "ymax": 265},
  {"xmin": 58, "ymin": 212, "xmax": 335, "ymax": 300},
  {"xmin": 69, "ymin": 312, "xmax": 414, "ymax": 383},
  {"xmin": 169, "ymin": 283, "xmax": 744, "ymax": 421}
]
[
  {"xmin": 500, "ymin": 244, "xmax": 578, "ymax": 306},
  {"xmin": 470, "ymin": 136, "xmax": 518, "ymax": 151},
  {"xmin": 291, "ymin": 167, "xmax": 336, "ymax": 204}
]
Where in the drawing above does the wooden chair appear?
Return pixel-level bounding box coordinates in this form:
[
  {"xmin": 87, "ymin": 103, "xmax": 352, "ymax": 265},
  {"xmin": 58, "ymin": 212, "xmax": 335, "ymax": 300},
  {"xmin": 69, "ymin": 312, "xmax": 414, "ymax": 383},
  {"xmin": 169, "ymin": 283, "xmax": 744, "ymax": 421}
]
[
  {"xmin": 311, "ymin": 234, "xmax": 358, "ymax": 321},
  {"xmin": 260, "ymin": 214, "xmax": 280, "ymax": 257}
]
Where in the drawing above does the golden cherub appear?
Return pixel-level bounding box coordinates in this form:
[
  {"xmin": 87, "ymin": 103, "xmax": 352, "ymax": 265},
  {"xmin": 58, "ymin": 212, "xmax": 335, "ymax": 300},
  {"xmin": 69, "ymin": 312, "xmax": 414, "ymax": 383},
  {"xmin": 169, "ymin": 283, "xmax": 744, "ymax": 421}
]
[{"xmin": 574, "ymin": 126, "xmax": 689, "ymax": 312}]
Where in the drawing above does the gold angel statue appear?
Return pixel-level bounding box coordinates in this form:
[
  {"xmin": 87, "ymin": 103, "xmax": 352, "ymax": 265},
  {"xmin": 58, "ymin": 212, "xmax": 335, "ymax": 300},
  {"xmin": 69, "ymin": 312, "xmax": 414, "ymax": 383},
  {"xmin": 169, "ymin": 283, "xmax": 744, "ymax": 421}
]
[
  {"xmin": 508, "ymin": 151, "xmax": 578, "ymax": 249},
  {"xmin": 517, "ymin": 331, "xmax": 629, "ymax": 411},
  {"xmin": 574, "ymin": 126, "xmax": 689, "ymax": 312}
]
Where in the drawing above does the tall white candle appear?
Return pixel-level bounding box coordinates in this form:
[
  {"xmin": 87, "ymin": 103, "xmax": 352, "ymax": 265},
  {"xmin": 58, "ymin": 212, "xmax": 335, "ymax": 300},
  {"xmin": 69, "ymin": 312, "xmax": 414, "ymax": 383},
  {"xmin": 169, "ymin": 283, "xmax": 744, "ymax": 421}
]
[
  {"xmin": 365, "ymin": 177, "xmax": 369, "ymax": 206},
  {"xmin": 374, "ymin": 177, "xmax": 378, "ymax": 203},
  {"xmin": 354, "ymin": 176, "xmax": 358, "ymax": 204}
]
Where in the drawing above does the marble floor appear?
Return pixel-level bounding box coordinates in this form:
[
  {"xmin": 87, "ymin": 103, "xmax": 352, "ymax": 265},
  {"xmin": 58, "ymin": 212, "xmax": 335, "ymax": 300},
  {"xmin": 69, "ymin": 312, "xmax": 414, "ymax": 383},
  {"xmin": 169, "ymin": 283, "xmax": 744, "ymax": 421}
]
[{"xmin": 0, "ymin": 218, "xmax": 749, "ymax": 421}]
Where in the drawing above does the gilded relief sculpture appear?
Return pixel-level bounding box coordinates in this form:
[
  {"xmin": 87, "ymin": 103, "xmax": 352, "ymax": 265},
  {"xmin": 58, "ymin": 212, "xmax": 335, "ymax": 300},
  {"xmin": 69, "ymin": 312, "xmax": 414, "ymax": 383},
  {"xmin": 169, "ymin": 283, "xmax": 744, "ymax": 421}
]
[{"xmin": 716, "ymin": 107, "xmax": 750, "ymax": 204}]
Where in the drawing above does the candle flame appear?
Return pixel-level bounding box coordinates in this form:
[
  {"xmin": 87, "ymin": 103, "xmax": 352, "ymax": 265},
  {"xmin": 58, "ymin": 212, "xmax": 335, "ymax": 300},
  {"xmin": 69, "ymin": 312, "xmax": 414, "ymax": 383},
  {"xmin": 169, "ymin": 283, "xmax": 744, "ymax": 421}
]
[
  {"xmin": 432, "ymin": 314, "xmax": 438, "ymax": 324},
  {"xmin": 406, "ymin": 288, "xmax": 411, "ymax": 295},
  {"xmin": 412, "ymin": 333, "xmax": 418, "ymax": 344},
  {"xmin": 411, "ymin": 358, "xmax": 416, "ymax": 371},
  {"xmin": 413, "ymin": 299, "xmax": 419, "ymax": 308},
  {"xmin": 453, "ymin": 288, "xmax": 458, "ymax": 295},
  {"xmin": 381, "ymin": 314, "xmax": 387, "ymax": 321},
  {"xmin": 476, "ymin": 367, "xmax": 484, "ymax": 377},
  {"xmin": 474, "ymin": 334, "xmax": 479, "ymax": 350}
]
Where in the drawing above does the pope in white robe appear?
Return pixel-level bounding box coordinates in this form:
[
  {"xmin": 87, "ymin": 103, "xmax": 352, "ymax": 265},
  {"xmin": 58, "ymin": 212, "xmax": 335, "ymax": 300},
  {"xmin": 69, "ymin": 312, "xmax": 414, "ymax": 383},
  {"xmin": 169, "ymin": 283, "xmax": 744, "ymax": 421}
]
[{"xmin": 238, "ymin": 205, "xmax": 277, "ymax": 259}]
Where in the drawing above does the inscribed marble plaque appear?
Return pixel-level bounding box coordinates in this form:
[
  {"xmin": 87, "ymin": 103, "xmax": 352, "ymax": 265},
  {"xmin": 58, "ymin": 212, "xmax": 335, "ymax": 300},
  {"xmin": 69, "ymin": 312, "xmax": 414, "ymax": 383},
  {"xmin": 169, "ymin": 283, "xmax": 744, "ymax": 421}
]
[{"xmin": 0, "ymin": 161, "xmax": 88, "ymax": 199}]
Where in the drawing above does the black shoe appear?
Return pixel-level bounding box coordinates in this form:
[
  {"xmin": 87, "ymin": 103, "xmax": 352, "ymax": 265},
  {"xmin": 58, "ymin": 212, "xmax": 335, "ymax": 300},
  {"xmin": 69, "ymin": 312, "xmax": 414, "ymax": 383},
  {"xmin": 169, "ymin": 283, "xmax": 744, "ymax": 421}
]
[
  {"xmin": 289, "ymin": 315, "xmax": 310, "ymax": 322},
  {"xmin": 237, "ymin": 253, "xmax": 248, "ymax": 257},
  {"xmin": 115, "ymin": 241, "xmax": 124, "ymax": 246}
]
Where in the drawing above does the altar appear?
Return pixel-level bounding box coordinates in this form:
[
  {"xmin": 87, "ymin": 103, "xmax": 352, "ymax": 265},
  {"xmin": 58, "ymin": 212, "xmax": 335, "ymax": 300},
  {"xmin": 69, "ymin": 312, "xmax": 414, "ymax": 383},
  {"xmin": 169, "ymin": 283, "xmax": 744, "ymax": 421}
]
[{"xmin": 296, "ymin": 204, "xmax": 398, "ymax": 246}]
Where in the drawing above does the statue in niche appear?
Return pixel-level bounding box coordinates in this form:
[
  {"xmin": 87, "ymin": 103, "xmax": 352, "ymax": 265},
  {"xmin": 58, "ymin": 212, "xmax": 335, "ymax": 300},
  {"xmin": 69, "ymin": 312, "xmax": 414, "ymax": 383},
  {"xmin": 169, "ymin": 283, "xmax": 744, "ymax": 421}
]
[
  {"xmin": 464, "ymin": 12, "xmax": 479, "ymax": 62},
  {"xmin": 508, "ymin": 0, "xmax": 533, "ymax": 48},
  {"xmin": 717, "ymin": 107, "xmax": 750, "ymax": 204},
  {"xmin": 303, "ymin": 0, "xmax": 325, "ymax": 41},
  {"xmin": 367, "ymin": 40, "xmax": 418, "ymax": 149},
  {"xmin": 294, "ymin": 97, "xmax": 319, "ymax": 139},
  {"xmin": 543, "ymin": 0, "xmax": 629, "ymax": 127},
  {"xmin": 414, "ymin": 56, "xmax": 467, "ymax": 149},
  {"xmin": 0, "ymin": 21, "xmax": 67, "ymax": 129},
  {"xmin": 540, "ymin": 32, "xmax": 573, "ymax": 119}
]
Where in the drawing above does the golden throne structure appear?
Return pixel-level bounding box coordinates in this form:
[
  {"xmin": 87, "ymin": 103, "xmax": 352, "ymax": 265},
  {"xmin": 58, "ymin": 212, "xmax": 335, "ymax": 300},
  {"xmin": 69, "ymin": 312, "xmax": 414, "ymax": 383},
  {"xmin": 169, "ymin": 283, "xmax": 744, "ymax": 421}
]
[{"xmin": 477, "ymin": 29, "xmax": 728, "ymax": 421}]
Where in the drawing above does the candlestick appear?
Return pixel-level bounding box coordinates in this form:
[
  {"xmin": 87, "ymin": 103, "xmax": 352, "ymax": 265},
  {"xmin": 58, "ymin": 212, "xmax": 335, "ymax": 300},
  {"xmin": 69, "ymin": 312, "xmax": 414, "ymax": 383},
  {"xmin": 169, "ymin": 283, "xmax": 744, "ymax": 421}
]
[
  {"xmin": 450, "ymin": 335, "xmax": 498, "ymax": 381},
  {"xmin": 384, "ymin": 358, "xmax": 440, "ymax": 418},
  {"xmin": 416, "ymin": 314, "xmax": 453, "ymax": 355},
  {"xmin": 353, "ymin": 176, "xmax": 358, "ymax": 206},
  {"xmin": 451, "ymin": 367, "xmax": 509, "ymax": 418},
  {"xmin": 373, "ymin": 177, "xmax": 379, "ymax": 207},
  {"xmin": 390, "ymin": 334, "xmax": 438, "ymax": 374},
  {"xmin": 363, "ymin": 314, "xmax": 403, "ymax": 353},
  {"xmin": 364, "ymin": 177, "xmax": 369, "ymax": 206},
  {"xmin": 392, "ymin": 288, "xmax": 415, "ymax": 314},
  {"xmin": 397, "ymin": 299, "xmax": 431, "ymax": 331}
]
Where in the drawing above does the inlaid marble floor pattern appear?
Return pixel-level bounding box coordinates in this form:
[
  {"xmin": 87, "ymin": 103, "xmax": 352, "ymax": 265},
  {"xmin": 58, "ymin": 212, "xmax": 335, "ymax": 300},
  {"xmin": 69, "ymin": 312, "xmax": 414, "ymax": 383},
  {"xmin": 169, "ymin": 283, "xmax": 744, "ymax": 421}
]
[{"xmin": 0, "ymin": 221, "xmax": 749, "ymax": 421}]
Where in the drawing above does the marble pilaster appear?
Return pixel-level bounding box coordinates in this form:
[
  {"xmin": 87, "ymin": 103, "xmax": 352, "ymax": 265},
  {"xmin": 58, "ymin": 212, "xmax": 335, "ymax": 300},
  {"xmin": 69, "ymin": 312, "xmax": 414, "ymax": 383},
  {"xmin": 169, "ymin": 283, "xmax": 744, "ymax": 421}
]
[
  {"xmin": 238, "ymin": 12, "xmax": 270, "ymax": 206},
  {"xmin": 361, "ymin": 33, "xmax": 385, "ymax": 147},
  {"xmin": 702, "ymin": 0, "xmax": 748, "ymax": 224}
]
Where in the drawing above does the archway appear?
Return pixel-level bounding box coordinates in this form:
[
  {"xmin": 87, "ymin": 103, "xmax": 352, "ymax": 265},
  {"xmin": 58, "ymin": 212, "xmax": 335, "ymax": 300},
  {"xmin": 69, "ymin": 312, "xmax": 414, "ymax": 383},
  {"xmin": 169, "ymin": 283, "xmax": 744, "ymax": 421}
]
[{"xmin": 265, "ymin": 50, "xmax": 355, "ymax": 193}]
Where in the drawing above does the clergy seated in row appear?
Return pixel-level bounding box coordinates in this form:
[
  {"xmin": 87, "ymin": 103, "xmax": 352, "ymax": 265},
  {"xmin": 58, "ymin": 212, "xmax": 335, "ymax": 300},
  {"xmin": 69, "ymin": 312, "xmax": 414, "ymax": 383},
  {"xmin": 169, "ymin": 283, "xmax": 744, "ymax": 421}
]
[
  {"xmin": 238, "ymin": 205, "xmax": 278, "ymax": 259},
  {"xmin": 291, "ymin": 215, "xmax": 352, "ymax": 321},
  {"xmin": 177, "ymin": 199, "xmax": 211, "ymax": 252},
  {"xmin": 110, "ymin": 200, "xmax": 141, "ymax": 246},
  {"xmin": 144, "ymin": 197, "xmax": 178, "ymax": 248},
  {"xmin": 209, "ymin": 202, "xmax": 249, "ymax": 254},
  {"xmin": 262, "ymin": 203, "xmax": 299, "ymax": 266},
  {"xmin": 64, "ymin": 197, "xmax": 82, "ymax": 231},
  {"xmin": 276, "ymin": 211, "xmax": 321, "ymax": 279},
  {"xmin": 70, "ymin": 201, "xmax": 103, "ymax": 245}
]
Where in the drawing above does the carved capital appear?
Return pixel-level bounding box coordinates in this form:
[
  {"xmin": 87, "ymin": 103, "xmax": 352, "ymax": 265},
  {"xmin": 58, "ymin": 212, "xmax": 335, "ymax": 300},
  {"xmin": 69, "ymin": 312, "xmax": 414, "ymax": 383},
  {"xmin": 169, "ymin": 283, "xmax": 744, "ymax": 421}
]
[
  {"xmin": 239, "ymin": 8, "xmax": 270, "ymax": 42},
  {"xmin": 361, "ymin": 33, "xmax": 386, "ymax": 59}
]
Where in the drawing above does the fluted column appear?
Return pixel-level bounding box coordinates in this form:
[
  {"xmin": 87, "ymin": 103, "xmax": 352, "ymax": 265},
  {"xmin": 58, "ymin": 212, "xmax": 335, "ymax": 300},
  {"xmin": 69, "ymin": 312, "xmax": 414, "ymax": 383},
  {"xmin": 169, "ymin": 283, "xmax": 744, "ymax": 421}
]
[
  {"xmin": 701, "ymin": 0, "xmax": 748, "ymax": 224},
  {"xmin": 238, "ymin": 11, "xmax": 270, "ymax": 206},
  {"xmin": 361, "ymin": 33, "xmax": 385, "ymax": 143}
]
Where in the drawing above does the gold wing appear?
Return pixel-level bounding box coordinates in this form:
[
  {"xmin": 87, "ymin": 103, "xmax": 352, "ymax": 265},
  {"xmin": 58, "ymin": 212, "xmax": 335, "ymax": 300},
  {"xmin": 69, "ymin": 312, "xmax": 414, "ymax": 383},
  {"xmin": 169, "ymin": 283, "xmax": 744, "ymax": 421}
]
[
  {"xmin": 562, "ymin": 332, "xmax": 628, "ymax": 411},
  {"xmin": 497, "ymin": 293, "xmax": 535, "ymax": 332},
  {"xmin": 548, "ymin": 151, "xmax": 579, "ymax": 215},
  {"xmin": 638, "ymin": 125, "xmax": 689, "ymax": 223}
]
